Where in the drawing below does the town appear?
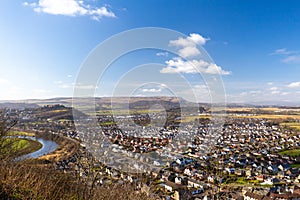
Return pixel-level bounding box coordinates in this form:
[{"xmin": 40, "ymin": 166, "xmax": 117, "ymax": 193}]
[{"xmin": 1, "ymin": 101, "xmax": 300, "ymax": 200}]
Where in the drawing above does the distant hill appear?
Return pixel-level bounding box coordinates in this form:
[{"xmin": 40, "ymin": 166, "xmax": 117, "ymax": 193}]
[
  {"xmin": 0, "ymin": 102, "xmax": 40, "ymax": 109},
  {"xmin": 1, "ymin": 97, "xmax": 299, "ymax": 110},
  {"xmin": 29, "ymin": 104, "xmax": 87, "ymax": 121}
]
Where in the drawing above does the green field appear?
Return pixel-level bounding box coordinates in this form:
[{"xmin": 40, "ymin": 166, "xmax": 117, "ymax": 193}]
[
  {"xmin": 224, "ymin": 176, "xmax": 260, "ymax": 186},
  {"xmin": 279, "ymin": 149, "xmax": 300, "ymax": 157},
  {"xmin": 235, "ymin": 177, "xmax": 260, "ymax": 185},
  {"xmin": 7, "ymin": 131, "xmax": 35, "ymax": 136},
  {"xmin": 97, "ymin": 109, "xmax": 163, "ymax": 115},
  {"xmin": 0, "ymin": 138, "xmax": 42, "ymax": 157},
  {"xmin": 291, "ymin": 164, "xmax": 300, "ymax": 168}
]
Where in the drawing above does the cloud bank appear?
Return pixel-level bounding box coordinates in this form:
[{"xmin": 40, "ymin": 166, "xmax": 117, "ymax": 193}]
[
  {"xmin": 160, "ymin": 33, "xmax": 230, "ymax": 75},
  {"xmin": 23, "ymin": 0, "xmax": 116, "ymax": 20}
]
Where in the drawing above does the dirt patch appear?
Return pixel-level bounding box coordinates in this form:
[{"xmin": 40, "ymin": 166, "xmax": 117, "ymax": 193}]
[{"xmin": 35, "ymin": 133, "xmax": 79, "ymax": 163}]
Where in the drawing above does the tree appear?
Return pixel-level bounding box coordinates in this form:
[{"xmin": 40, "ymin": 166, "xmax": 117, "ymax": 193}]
[
  {"xmin": 0, "ymin": 110, "xmax": 17, "ymax": 138},
  {"xmin": 0, "ymin": 109, "xmax": 18, "ymax": 160}
]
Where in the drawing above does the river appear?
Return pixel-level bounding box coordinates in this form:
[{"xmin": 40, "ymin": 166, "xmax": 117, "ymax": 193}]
[{"xmin": 14, "ymin": 136, "xmax": 58, "ymax": 160}]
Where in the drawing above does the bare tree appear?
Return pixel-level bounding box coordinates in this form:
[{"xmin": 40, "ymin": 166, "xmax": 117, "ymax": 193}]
[
  {"xmin": 0, "ymin": 110, "xmax": 17, "ymax": 138},
  {"xmin": 0, "ymin": 109, "xmax": 18, "ymax": 160}
]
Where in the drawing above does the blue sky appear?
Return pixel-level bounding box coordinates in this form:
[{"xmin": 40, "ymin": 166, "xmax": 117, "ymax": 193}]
[{"xmin": 1, "ymin": 0, "xmax": 300, "ymax": 105}]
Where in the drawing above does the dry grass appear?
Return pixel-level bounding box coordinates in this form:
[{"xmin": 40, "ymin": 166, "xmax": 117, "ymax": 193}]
[
  {"xmin": 178, "ymin": 115, "xmax": 211, "ymax": 123},
  {"xmin": 280, "ymin": 122, "xmax": 300, "ymax": 131},
  {"xmin": 231, "ymin": 114, "xmax": 300, "ymax": 119},
  {"xmin": 0, "ymin": 160, "xmax": 156, "ymax": 200},
  {"xmin": 0, "ymin": 136, "xmax": 157, "ymax": 200},
  {"xmin": 224, "ymin": 107, "xmax": 253, "ymax": 112},
  {"xmin": 38, "ymin": 137, "xmax": 79, "ymax": 162},
  {"xmin": 0, "ymin": 161, "xmax": 82, "ymax": 200},
  {"xmin": 225, "ymin": 107, "xmax": 300, "ymax": 112}
]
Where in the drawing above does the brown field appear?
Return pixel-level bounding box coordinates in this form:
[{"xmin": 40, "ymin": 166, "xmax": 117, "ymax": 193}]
[
  {"xmin": 38, "ymin": 137, "xmax": 79, "ymax": 162},
  {"xmin": 225, "ymin": 107, "xmax": 300, "ymax": 113},
  {"xmin": 280, "ymin": 122, "xmax": 300, "ymax": 131},
  {"xmin": 231, "ymin": 114, "xmax": 300, "ymax": 119}
]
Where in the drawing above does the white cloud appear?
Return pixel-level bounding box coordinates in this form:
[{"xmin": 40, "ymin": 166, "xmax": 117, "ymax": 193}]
[
  {"xmin": 60, "ymin": 84, "xmax": 71, "ymax": 89},
  {"xmin": 141, "ymin": 88, "xmax": 162, "ymax": 93},
  {"xmin": 271, "ymin": 90, "xmax": 280, "ymax": 94},
  {"xmin": 23, "ymin": 2, "xmax": 37, "ymax": 7},
  {"xmin": 193, "ymin": 84, "xmax": 210, "ymax": 93},
  {"xmin": 281, "ymin": 92, "xmax": 290, "ymax": 96},
  {"xmin": 156, "ymin": 52, "xmax": 169, "ymax": 57},
  {"xmin": 249, "ymin": 90, "xmax": 262, "ymax": 94},
  {"xmin": 160, "ymin": 83, "xmax": 167, "ymax": 88},
  {"xmin": 54, "ymin": 80, "xmax": 72, "ymax": 89},
  {"xmin": 23, "ymin": 0, "xmax": 116, "ymax": 20},
  {"xmin": 271, "ymin": 48, "xmax": 300, "ymax": 64},
  {"xmin": 74, "ymin": 83, "xmax": 98, "ymax": 90},
  {"xmin": 170, "ymin": 33, "xmax": 208, "ymax": 47},
  {"xmin": 226, "ymin": 81, "xmax": 300, "ymax": 105},
  {"xmin": 55, "ymin": 81, "xmax": 97, "ymax": 90},
  {"xmin": 169, "ymin": 33, "xmax": 209, "ymax": 58},
  {"xmin": 161, "ymin": 33, "xmax": 230, "ymax": 75},
  {"xmin": 139, "ymin": 83, "xmax": 168, "ymax": 93},
  {"xmin": 160, "ymin": 57, "xmax": 231, "ymax": 75},
  {"xmin": 287, "ymin": 82, "xmax": 300, "ymax": 88},
  {"xmin": 178, "ymin": 46, "xmax": 200, "ymax": 58},
  {"xmin": 53, "ymin": 80, "xmax": 63, "ymax": 84},
  {"xmin": 270, "ymin": 48, "xmax": 293, "ymax": 55},
  {"xmin": 282, "ymin": 55, "xmax": 300, "ymax": 63},
  {"xmin": 270, "ymin": 87, "xmax": 278, "ymax": 91}
]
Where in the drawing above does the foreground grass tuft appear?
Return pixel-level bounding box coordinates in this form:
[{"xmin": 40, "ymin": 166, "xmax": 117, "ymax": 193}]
[{"xmin": 0, "ymin": 160, "xmax": 156, "ymax": 200}]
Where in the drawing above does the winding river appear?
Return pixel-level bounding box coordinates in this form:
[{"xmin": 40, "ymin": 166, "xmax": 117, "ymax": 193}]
[{"xmin": 15, "ymin": 136, "xmax": 58, "ymax": 160}]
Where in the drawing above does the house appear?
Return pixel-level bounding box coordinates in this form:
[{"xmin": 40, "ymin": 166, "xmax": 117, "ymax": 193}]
[
  {"xmin": 267, "ymin": 165, "xmax": 278, "ymax": 173},
  {"xmin": 286, "ymin": 168, "xmax": 299, "ymax": 178},
  {"xmin": 187, "ymin": 178, "xmax": 202, "ymax": 188},
  {"xmin": 246, "ymin": 169, "xmax": 253, "ymax": 177},
  {"xmin": 105, "ymin": 167, "xmax": 112, "ymax": 175},
  {"xmin": 184, "ymin": 168, "xmax": 192, "ymax": 176},
  {"xmin": 244, "ymin": 192, "xmax": 263, "ymax": 200},
  {"xmin": 207, "ymin": 176, "xmax": 214, "ymax": 183},
  {"xmin": 278, "ymin": 171, "xmax": 285, "ymax": 178},
  {"xmin": 225, "ymin": 167, "xmax": 236, "ymax": 174},
  {"xmin": 235, "ymin": 169, "xmax": 246, "ymax": 176},
  {"xmin": 269, "ymin": 192, "xmax": 300, "ymax": 199},
  {"xmin": 128, "ymin": 175, "xmax": 138, "ymax": 183},
  {"xmin": 295, "ymin": 174, "xmax": 300, "ymax": 183},
  {"xmin": 191, "ymin": 188, "xmax": 203, "ymax": 195},
  {"xmin": 278, "ymin": 163, "xmax": 291, "ymax": 171},
  {"xmin": 175, "ymin": 176, "xmax": 182, "ymax": 184},
  {"xmin": 261, "ymin": 178, "xmax": 280, "ymax": 186},
  {"xmin": 256, "ymin": 174, "xmax": 265, "ymax": 182},
  {"xmin": 160, "ymin": 181, "xmax": 180, "ymax": 193},
  {"xmin": 175, "ymin": 176, "xmax": 188, "ymax": 185},
  {"xmin": 168, "ymin": 173, "xmax": 177, "ymax": 182},
  {"xmin": 173, "ymin": 189, "xmax": 192, "ymax": 200},
  {"xmin": 160, "ymin": 183, "xmax": 173, "ymax": 192}
]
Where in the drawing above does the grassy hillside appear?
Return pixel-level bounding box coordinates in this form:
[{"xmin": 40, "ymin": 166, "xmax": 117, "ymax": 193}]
[{"xmin": 0, "ymin": 138, "xmax": 42, "ymax": 158}]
